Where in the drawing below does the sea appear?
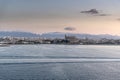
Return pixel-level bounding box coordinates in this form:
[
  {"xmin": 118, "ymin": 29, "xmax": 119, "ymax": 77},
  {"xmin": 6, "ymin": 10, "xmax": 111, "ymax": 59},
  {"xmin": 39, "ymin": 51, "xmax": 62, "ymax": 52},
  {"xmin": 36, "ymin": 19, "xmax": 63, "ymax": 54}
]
[{"xmin": 0, "ymin": 44, "xmax": 120, "ymax": 80}]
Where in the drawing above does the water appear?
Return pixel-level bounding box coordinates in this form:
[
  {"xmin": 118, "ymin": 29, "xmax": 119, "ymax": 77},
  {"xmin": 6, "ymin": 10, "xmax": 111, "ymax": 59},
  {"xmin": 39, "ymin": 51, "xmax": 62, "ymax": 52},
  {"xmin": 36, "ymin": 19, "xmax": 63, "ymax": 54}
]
[
  {"xmin": 1, "ymin": 44, "xmax": 120, "ymax": 59},
  {"xmin": 0, "ymin": 44, "xmax": 120, "ymax": 80}
]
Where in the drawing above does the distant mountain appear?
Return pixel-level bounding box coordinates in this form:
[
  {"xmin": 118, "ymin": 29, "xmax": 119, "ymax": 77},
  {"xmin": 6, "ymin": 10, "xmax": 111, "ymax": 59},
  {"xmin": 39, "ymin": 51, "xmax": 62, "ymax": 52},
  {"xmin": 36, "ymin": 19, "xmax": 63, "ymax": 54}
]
[
  {"xmin": 41, "ymin": 32, "xmax": 120, "ymax": 39},
  {"xmin": 0, "ymin": 31, "xmax": 40, "ymax": 37},
  {"xmin": 0, "ymin": 31, "xmax": 120, "ymax": 39}
]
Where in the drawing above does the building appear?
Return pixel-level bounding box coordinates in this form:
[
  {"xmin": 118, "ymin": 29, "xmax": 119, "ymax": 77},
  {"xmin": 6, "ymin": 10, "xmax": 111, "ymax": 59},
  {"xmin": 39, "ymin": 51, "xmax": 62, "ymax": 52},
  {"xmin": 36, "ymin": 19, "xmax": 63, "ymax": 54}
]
[{"xmin": 65, "ymin": 35, "xmax": 79, "ymax": 44}]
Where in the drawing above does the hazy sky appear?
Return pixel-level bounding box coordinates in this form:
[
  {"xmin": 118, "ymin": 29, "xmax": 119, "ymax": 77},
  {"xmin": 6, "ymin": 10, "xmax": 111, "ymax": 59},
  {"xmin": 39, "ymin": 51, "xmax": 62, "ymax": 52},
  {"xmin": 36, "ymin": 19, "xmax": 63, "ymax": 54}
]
[{"xmin": 0, "ymin": 0, "xmax": 120, "ymax": 35}]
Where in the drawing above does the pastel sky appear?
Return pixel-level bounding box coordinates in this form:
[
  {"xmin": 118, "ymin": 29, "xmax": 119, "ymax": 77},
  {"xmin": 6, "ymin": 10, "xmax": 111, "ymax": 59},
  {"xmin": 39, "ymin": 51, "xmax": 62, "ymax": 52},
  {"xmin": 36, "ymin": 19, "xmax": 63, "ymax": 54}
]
[{"xmin": 0, "ymin": 0, "xmax": 120, "ymax": 35}]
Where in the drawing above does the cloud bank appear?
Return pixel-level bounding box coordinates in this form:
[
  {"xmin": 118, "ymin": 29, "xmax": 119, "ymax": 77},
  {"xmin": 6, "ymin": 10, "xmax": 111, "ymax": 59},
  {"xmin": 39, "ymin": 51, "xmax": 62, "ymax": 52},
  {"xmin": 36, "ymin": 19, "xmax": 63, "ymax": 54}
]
[
  {"xmin": 81, "ymin": 9, "xmax": 99, "ymax": 14},
  {"xmin": 64, "ymin": 27, "xmax": 76, "ymax": 31},
  {"xmin": 81, "ymin": 9, "xmax": 109, "ymax": 16}
]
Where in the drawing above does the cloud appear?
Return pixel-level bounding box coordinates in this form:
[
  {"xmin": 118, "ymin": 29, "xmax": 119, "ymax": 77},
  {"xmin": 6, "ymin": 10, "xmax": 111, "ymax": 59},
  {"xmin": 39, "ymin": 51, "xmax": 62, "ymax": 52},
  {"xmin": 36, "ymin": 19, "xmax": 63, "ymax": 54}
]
[
  {"xmin": 81, "ymin": 9, "xmax": 109, "ymax": 16},
  {"xmin": 98, "ymin": 14, "xmax": 108, "ymax": 16},
  {"xmin": 81, "ymin": 9, "xmax": 99, "ymax": 14},
  {"xmin": 117, "ymin": 18, "xmax": 120, "ymax": 21},
  {"xmin": 64, "ymin": 27, "xmax": 76, "ymax": 31}
]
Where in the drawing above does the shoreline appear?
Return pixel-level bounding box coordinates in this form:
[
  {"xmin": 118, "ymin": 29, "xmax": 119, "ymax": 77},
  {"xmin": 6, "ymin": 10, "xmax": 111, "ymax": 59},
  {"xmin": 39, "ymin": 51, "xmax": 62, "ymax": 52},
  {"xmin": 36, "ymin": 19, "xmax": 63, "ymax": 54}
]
[{"xmin": 2, "ymin": 43, "xmax": 120, "ymax": 46}]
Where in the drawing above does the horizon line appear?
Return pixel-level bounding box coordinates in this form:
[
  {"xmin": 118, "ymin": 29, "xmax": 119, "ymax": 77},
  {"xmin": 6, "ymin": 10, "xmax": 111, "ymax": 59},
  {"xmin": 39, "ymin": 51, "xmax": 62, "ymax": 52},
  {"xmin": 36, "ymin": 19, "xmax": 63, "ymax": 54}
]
[{"xmin": 0, "ymin": 30, "xmax": 120, "ymax": 36}]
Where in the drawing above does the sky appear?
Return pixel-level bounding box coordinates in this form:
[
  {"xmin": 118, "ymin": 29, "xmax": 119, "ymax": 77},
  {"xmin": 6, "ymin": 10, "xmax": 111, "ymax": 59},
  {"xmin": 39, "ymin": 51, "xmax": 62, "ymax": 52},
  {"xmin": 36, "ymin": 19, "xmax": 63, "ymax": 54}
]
[{"xmin": 0, "ymin": 0, "xmax": 120, "ymax": 35}]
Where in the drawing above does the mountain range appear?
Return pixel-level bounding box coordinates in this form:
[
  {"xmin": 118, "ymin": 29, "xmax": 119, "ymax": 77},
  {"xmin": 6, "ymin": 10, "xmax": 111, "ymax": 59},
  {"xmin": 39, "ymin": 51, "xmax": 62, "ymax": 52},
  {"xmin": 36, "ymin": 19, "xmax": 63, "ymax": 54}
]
[
  {"xmin": 0, "ymin": 31, "xmax": 40, "ymax": 37},
  {"xmin": 0, "ymin": 31, "xmax": 120, "ymax": 39}
]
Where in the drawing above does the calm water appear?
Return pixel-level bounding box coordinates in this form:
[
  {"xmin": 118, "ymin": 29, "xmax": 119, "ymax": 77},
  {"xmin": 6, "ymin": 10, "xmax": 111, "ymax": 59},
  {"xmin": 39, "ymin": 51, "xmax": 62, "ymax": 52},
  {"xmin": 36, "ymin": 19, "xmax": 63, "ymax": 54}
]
[
  {"xmin": 0, "ymin": 45, "xmax": 120, "ymax": 80},
  {"xmin": 1, "ymin": 44, "xmax": 120, "ymax": 59}
]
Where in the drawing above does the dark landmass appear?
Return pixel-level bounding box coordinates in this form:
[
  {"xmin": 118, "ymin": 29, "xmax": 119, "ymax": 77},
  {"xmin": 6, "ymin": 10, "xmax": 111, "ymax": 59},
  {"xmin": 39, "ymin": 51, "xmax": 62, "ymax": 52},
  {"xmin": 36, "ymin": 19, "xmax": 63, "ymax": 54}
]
[
  {"xmin": 0, "ymin": 31, "xmax": 120, "ymax": 45},
  {"xmin": 1, "ymin": 34, "xmax": 120, "ymax": 45}
]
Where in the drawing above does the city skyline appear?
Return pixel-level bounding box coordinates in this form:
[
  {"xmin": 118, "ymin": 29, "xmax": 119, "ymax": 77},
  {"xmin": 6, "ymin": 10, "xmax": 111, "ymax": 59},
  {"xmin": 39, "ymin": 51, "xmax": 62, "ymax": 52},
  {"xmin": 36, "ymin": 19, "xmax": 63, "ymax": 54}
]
[{"xmin": 0, "ymin": 0, "xmax": 120, "ymax": 35}]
